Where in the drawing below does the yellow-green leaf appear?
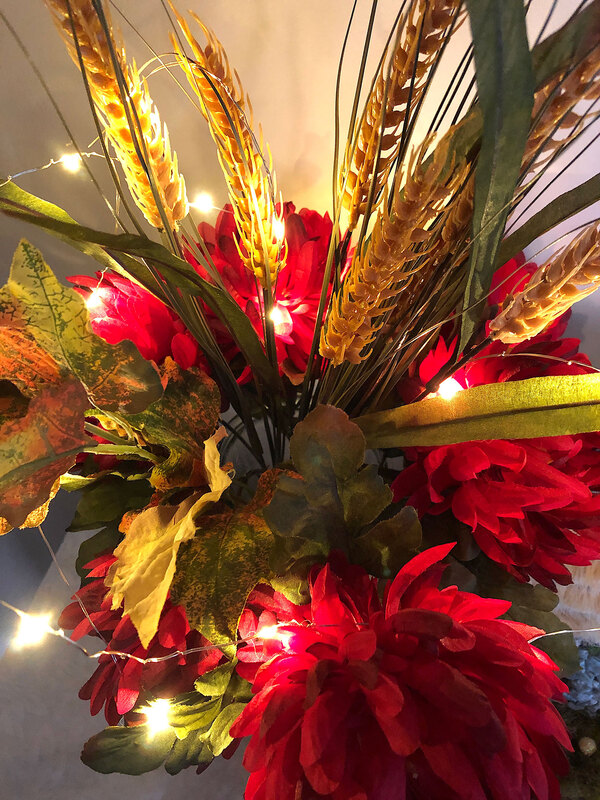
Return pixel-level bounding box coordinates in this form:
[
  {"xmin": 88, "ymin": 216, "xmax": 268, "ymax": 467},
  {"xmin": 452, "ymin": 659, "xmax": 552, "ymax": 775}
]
[
  {"xmin": 1, "ymin": 240, "xmax": 162, "ymax": 413},
  {"xmin": 171, "ymin": 509, "xmax": 273, "ymax": 643},
  {"xmin": 356, "ymin": 374, "xmax": 600, "ymax": 449},
  {"xmin": 123, "ymin": 359, "xmax": 220, "ymax": 490},
  {"xmin": 105, "ymin": 428, "xmax": 232, "ymax": 648}
]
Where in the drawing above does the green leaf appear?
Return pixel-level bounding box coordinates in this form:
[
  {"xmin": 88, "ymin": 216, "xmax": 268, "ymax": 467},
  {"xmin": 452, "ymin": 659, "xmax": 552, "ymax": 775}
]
[
  {"xmin": 0, "ymin": 189, "xmax": 280, "ymax": 392},
  {"xmin": 1, "ymin": 240, "xmax": 162, "ymax": 413},
  {"xmin": 265, "ymin": 406, "xmax": 394, "ymax": 584},
  {"xmin": 0, "ymin": 182, "xmax": 124, "ymax": 275},
  {"xmin": 193, "ymin": 661, "xmax": 237, "ymax": 698},
  {"xmin": 497, "ymin": 173, "xmax": 600, "ymax": 267},
  {"xmin": 81, "ymin": 663, "xmax": 251, "ymax": 776},
  {"xmin": 208, "ymin": 702, "xmax": 246, "ymax": 756},
  {"xmin": 81, "ymin": 726, "xmax": 177, "ymax": 775},
  {"xmin": 164, "ymin": 734, "xmax": 214, "ymax": 776},
  {"xmin": 75, "ymin": 522, "xmax": 123, "ymax": 584},
  {"xmin": 338, "ymin": 465, "xmax": 392, "ymax": 534},
  {"xmin": 290, "ymin": 404, "xmax": 366, "ymax": 481},
  {"xmin": 460, "ymin": 0, "xmax": 534, "ymax": 351},
  {"xmin": 124, "ymin": 360, "xmax": 220, "ymax": 490},
  {"xmin": 0, "ymin": 377, "xmax": 88, "ymax": 528},
  {"xmin": 171, "ymin": 509, "xmax": 273, "ymax": 642},
  {"xmin": 356, "ymin": 374, "xmax": 600, "ymax": 449},
  {"xmin": 67, "ymin": 476, "xmax": 153, "ymax": 532},
  {"xmin": 350, "ymin": 507, "xmax": 422, "ymax": 579}
]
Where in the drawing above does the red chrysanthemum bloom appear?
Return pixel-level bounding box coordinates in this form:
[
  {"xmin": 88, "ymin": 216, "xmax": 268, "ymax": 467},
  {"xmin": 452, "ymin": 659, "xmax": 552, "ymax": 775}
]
[
  {"xmin": 59, "ymin": 552, "xmax": 221, "ymax": 725},
  {"xmin": 393, "ymin": 257, "xmax": 600, "ymax": 589},
  {"xmin": 69, "ymin": 273, "xmax": 210, "ymax": 373},
  {"xmin": 393, "ymin": 435, "xmax": 600, "ymax": 589},
  {"xmin": 231, "ymin": 546, "xmax": 571, "ymax": 800},
  {"xmin": 187, "ymin": 201, "xmax": 336, "ymax": 382}
]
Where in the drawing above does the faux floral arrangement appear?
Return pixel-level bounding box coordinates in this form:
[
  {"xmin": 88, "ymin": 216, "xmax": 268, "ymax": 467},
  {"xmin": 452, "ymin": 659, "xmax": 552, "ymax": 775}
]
[{"xmin": 2, "ymin": 1, "xmax": 600, "ymax": 797}]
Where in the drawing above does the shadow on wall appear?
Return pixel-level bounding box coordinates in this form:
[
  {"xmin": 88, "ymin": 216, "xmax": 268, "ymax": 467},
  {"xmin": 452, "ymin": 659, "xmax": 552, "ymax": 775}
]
[{"xmin": 0, "ymin": 491, "xmax": 77, "ymax": 655}]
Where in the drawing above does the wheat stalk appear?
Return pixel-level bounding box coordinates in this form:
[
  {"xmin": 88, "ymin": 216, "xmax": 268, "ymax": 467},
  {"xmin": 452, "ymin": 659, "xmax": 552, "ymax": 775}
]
[
  {"xmin": 321, "ymin": 135, "xmax": 462, "ymax": 366},
  {"xmin": 522, "ymin": 46, "xmax": 600, "ymax": 176},
  {"xmin": 489, "ymin": 223, "xmax": 600, "ymax": 344},
  {"xmin": 45, "ymin": 0, "xmax": 188, "ymax": 230},
  {"xmin": 170, "ymin": 5, "xmax": 284, "ymax": 288},
  {"xmin": 341, "ymin": 0, "xmax": 463, "ymax": 231}
]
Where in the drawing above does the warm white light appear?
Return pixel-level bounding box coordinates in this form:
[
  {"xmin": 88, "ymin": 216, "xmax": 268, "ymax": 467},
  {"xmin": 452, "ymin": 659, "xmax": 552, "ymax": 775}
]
[
  {"xmin": 13, "ymin": 611, "xmax": 54, "ymax": 649},
  {"xmin": 272, "ymin": 217, "xmax": 286, "ymax": 241},
  {"xmin": 269, "ymin": 305, "xmax": 285, "ymax": 328},
  {"xmin": 191, "ymin": 192, "xmax": 214, "ymax": 213},
  {"xmin": 60, "ymin": 152, "xmax": 82, "ymax": 173},
  {"xmin": 141, "ymin": 699, "xmax": 172, "ymax": 737},
  {"xmin": 257, "ymin": 624, "xmax": 293, "ymax": 648},
  {"xmin": 85, "ymin": 288, "xmax": 107, "ymax": 312},
  {"xmin": 437, "ymin": 377, "xmax": 463, "ymax": 400}
]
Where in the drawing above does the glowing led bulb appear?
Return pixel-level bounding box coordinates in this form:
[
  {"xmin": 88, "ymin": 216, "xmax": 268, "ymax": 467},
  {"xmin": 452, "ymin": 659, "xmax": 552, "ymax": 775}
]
[
  {"xmin": 272, "ymin": 217, "xmax": 286, "ymax": 241},
  {"xmin": 257, "ymin": 624, "xmax": 293, "ymax": 648},
  {"xmin": 85, "ymin": 288, "xmax": 106, "ymax": 312},
  {"xmin": 437, "ymin": 377, "xmax": 463, "ymax": 400},
  {"xmin": 191, "ymin": 192, "xmax": 214, "ymax": 213},
  {"xmin": 269, "ymin": 305, "xmax": 285, "ymax": 328},
  {"xmin": 13, "ymin": 611, "xmax": 54, "ymax": 649},
  {"xmin": 60, "ymin": 152, "xmax": 82, "ymax": 173},
  {"xmin": 141, "ymin": 699, "xmax": 172, "ymax": 737}
]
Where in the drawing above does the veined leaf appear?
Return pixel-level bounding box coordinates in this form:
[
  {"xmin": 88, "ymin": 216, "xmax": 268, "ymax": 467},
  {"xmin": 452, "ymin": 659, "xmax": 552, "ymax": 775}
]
[
  {"xmin": 497, "ymin": 173, "xmax": 600, "ymax": 266},
  {"xmin": 0, "ymin": 186, "xmax": 280, "ymax": 391},
  {"xmin": 0, "ymin": 327, "xmax": 63, "ymax": 396},
  {"xmin": 171, "ymin": 508, "xmax": 273, "ymax": 642},
  {"xmin": 0, "ymin": 378, "xmax": 88, "ymax": 528},
  {"xmin": 82, "ymin": 666, "xmax": 250, "ymax": 776},
  {"xmin": 105, "ymin": 428, "xmax": 232, "ymax": 648},
  {"xmin": 81, "ymin": 726, "xmax": 177, "ymax": 775},
  {"xmin": 67, "ymin": 477, "xmax": 153, "ymax": 532},
  {"xmin": 265, "ymin": 406, "xmax": 394, "ymax": 594},
  {"xmin": 356, "ymin": 374, "xmax": 600, "ymax": 449},
  {"xmin": 460, "ymin": 0, "xmax": 534, "ymax": 352},
  {"xmin": 124, "ymin": 359, "xmax": 220, "ymax": 491},
  {"xmin": 1, "ymin": 240, "xmax": 162, "ymax": 413}
]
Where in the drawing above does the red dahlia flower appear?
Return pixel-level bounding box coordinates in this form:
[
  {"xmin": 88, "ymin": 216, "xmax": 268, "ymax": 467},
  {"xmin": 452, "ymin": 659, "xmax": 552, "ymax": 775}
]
[
  {"xmin": 72, "ymin": 202, "xmax": 336, "ymax": 384},
  {"xmin": 188, "ymin": 201, "xmax": 336, "ymax": 382},
  {"xmin": 59, "ymin": 553, "xmax": 221, "ymax": 725},
  {"xmin": 232, "ymin": 546, "xmax": 571, "ymax": 800},
  {"xmin": 69, "ymin": 273, "xmax": 209, "ymax": 373}
]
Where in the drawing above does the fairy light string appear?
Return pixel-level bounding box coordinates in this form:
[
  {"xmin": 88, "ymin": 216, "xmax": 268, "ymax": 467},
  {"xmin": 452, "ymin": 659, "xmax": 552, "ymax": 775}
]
[{"xmin": 3, "ymin": 594, "xmax": 599, "ymax": 665}]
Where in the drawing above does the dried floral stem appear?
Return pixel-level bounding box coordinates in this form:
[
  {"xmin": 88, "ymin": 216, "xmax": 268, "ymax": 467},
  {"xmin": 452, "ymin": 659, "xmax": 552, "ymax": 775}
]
[
  {"xmin": 170, "ymin": 5, "xmax": 284, "ymax": 288},
  {"xmin": 45, "ymin": 0, "xmax": 188, "ymax": 230},
  {"xmin": 490, "ymin": 222, "xmax": 600, "ymax": 344},
  {"xmin": 341, "ymin": 0, "xmax": 463, "ymax": 230},
  {"xmin": 522, "ymin": 46, "xmax": 600, "ymax": 176},
  {"xmin": 321, "ymin": 135, "xmax": 463, "ymax": 366}
]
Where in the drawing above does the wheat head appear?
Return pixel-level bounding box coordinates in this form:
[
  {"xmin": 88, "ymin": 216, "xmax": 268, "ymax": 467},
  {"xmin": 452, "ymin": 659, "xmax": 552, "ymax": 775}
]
[
  {"xmin": 322, "ymin": 135, "xmax": 462, "ymax": 366},
  {"xmin": 341, "ymin": 0, "xmax": 463, "ymax": 231},
  {"xmin": 489, "ymin": 223, "xmax": 600, "ymax": 344},
  {"xmin": 170, "ymin": 5, "xmax": 284, "ymax": 288},
  {"xmin": 45, "ymin": 0, "xmax": 188, "ymax": 230},
  {"xmin": 523, "ymin": 46, "xmax": 600, "ymax": 176}
]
